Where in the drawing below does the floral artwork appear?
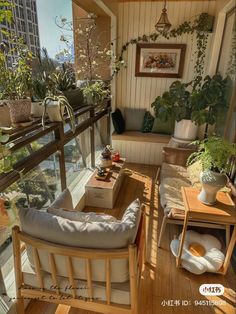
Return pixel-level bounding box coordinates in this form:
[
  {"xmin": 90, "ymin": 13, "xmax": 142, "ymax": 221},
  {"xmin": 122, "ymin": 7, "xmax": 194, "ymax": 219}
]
[{"xmin": 135, "ymin": 44, "xmax": 186, "ymax": 78}]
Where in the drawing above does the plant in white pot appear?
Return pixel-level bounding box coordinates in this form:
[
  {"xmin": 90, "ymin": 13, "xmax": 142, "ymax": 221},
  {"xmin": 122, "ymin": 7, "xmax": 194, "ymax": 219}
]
[
  {"xmin": 49, "ymin": 68, "xmax": 84, "ymax": 109},
  {"xmin": 187, "ymin": 136, "xmax": 236, "ymax": 205},
  {"xmin": 42, "ymin": 95, "xmax": 76, "ymax": 133},
  {"xmin": 0, "ymin": 38, "xmax": 33, "ymax": 127},
  {"xmin": 31, "ymin": 77, "xmax": 47, "ymax": 117},
  {"xmin": 82, "ymin": 81, "xmax": 110, "ymax": 106},
  {"xmin": 151, "ymin": 75, "xmax": 230, "ymax": 141}
]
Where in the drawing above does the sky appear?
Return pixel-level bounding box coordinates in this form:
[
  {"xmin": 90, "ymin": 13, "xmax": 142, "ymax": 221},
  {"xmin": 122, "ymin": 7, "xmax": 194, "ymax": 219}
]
[{"xmin": 36, "ymin": 0, "xmax": 73, "ymax": 58}]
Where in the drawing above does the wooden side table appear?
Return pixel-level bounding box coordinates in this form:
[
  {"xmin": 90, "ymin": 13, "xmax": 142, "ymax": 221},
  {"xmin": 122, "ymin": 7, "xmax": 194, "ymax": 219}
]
[
  {"xmin": 177, "ymin": 187, "xmax": 236, "ymax": 274},
  {"xmin": 85, "ymin": 159, "xmax": 125, "ymax": 209}
]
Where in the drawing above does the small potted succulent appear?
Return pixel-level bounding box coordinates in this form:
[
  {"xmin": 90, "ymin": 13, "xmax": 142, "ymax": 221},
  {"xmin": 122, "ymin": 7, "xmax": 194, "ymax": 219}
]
[
  {"xmin": 187, "ymin": 136, "xmax": 236, "ymax": 205},
  {"xmin": 42, "ymin": 95, "xmax": 76, "ymax": 133},
  {"xmin": 0, "ymin": 38, "xmax": 33, "ymax": 127}
]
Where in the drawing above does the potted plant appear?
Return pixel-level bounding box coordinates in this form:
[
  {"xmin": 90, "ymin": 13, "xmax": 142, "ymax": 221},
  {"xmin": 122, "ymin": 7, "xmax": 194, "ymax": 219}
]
[
  {"xmin": 187, "ymin": 136, "xmax": 236, "ymax": 205},
  {"xmin": 49, "ymin": 68, "xmax": 84, "ymax": 108},
  {"xmin": 31, "ymin": 77, "xmax": 47, "ymax": 117},
  {"xmin": 151, "ymin": 81, "xmax": 202, "ymax": 140},
  {"xmin": 0, "ymin": 38, "xmax": 33, "ymax": 127},
  {"xmin": 151, "ymin": 75, "xmax": 230, "ymax": 140},
  {"xmin": 82, "ymin": 81, "xmax": 110, "ymax": 105},
  {"xmin": 42, "ymin": 95, "xmax": 76, "ymax": 133}
]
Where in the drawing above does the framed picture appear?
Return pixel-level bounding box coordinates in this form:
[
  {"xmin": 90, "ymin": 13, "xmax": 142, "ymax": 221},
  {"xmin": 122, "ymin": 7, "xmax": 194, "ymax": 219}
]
[{"xmin": 135, "ymin": 43, "xmax": 186, "ymax": 78}]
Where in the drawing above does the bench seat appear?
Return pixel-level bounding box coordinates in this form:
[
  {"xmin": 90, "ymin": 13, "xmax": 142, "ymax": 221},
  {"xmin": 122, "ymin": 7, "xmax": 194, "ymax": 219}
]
[{"xmin": 112, "ymin": 131, "xmax": 171, "ymax": 165}]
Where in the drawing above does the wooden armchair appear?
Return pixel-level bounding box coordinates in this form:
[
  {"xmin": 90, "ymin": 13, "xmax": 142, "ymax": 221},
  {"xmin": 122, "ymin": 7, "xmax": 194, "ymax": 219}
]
[{"xmin": 12, "ymin": 208, "xmax": 146, "ymax": 314}]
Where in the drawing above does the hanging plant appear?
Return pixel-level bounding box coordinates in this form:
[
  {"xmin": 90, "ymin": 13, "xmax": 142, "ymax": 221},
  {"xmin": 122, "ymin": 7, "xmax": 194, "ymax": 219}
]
[{"xmin": 118, "ymin": 13, "xmax": 214, "ymax": 88}]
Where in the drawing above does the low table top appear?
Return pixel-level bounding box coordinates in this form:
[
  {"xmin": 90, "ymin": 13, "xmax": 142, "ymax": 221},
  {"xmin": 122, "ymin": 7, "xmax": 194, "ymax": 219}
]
[
  {"xmin": 85, "ymin": 159, "xmax": 125, "ymax": 190},
  {"xmin": 181, "ymin": 187, "xmax": 236, "ymax": 225}
]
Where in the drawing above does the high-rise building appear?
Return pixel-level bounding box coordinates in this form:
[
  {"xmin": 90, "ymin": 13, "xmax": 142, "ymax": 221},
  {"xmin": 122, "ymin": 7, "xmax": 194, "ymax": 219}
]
[{"xmin": 0, "ymin": 0, "xmax": 40, "ymax": 66}]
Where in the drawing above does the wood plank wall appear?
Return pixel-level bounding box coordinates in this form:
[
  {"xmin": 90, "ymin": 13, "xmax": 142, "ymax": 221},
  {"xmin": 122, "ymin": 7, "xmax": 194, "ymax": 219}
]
[{"xmin": 116, "ymin": 1, "xmax": 216, "ymax": 111}]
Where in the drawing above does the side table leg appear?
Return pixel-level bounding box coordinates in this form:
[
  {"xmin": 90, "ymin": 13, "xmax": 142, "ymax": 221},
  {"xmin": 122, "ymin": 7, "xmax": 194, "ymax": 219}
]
[
  {"xmin": 222, "ymin": 225, "xmax": 236, "ymax": 275},
  {"xmin": 176, "ymin": 213, "xmax": 189, "ymax": 268}
]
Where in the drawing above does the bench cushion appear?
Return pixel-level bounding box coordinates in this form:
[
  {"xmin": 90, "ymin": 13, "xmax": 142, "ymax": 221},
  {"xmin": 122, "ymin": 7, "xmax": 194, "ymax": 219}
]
[
  {"xmin": 112, "ymin": 131, "xmax": 170, "ymax": 143},
  {"xmin": 159, "ymin": 177, "xmax": 190, "ymax": 214}
]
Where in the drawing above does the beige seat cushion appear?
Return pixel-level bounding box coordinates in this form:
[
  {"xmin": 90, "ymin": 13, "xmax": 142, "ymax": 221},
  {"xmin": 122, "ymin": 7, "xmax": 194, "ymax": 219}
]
[
  {"xmin": 22, "ymin": 258, "xmax": 130, "ymax": 305},
  {"xmin": 161, "ymin": 163, "xmax": 190, "ymax": 182},
  {"xmin": 159, "ymin": 177, "xmax": 190, "ymax": 214}
]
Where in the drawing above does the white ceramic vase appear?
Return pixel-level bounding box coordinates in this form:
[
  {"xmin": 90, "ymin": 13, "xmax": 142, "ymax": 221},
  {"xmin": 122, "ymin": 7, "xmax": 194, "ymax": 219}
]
[{"xmin": 198, "ymin": 170, "xmax": 227, "ymax": 205}]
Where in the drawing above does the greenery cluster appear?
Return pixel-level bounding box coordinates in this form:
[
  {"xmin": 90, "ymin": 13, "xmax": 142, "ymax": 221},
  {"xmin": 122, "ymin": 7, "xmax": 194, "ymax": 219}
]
[
  {"xmin": 0, "ymin": 0, "xmax": 13, "ymax": 35},
  {"xmin": 0, "ymin": 37, "xmax": 33, "ymax": 100},
  {"xmin": 119, "ymin": 13, "xmax": 214, "ymax": 86},
  {"xmin": 49, "ymin": 68, "xmax": 75, "ymax": 92},
  {"xmin": 187, "ymin": 136, "xmax": 236, "ymax": 173},
  {"xmin": 82, "ymin": 81, "xmax": 110, "ymax": 104},
  {"xmin": 151, "ymin": 74, "xmax": 231, "ymax": 125}
]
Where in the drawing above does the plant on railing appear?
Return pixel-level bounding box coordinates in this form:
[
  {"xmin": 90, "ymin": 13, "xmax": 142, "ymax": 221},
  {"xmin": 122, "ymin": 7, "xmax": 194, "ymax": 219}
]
[
  {"xmin": 119, "ymin": 12, "xmax": 214, "ymax": 88},
  {"xmin": 82, "ymin": 81, "xmax": 110, "ymax": 105},
  {"xmin": 0, "ymin": 37, "xmax": 33, "ymax": 100},
  {"xmin": 42, "ymin": 95, "xmax": 76, "ymax": 133}
]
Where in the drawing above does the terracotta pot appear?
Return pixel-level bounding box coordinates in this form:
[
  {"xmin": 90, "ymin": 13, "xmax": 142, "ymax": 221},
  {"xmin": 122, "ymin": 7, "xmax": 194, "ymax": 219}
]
[
  {"xmin": 31, "ymin": 101, "xmax": 44, "ymax": 117},
  {"xmin": 0, "ymin": 101, "xmax": 11, "ymax": 127},
  {"xmin": 6, "ymin": 99, "xmax": 31, "ymax": 123}
]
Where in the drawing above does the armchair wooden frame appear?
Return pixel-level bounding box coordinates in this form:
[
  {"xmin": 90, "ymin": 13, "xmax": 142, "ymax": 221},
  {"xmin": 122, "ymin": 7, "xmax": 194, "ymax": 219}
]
[{"xmin": 12, "ymin": 207, "xmax": 146, "ymax": 314}]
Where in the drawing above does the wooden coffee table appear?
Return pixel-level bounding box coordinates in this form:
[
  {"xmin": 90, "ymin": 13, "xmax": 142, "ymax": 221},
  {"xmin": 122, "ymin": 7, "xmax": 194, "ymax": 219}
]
[
  {"xmin": 177, "ymin": 187, "xmax": 236, "ymax": 274},
  {"xmin": 85, "ymin": 159, "xmax": 125, "ymax": 209}
]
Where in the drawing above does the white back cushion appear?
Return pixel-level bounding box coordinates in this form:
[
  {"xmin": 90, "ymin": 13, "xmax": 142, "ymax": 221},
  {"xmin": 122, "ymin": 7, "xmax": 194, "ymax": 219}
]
[{"xmin": 18, "ymin": 199, "xmax": 141, "ymax": 283}]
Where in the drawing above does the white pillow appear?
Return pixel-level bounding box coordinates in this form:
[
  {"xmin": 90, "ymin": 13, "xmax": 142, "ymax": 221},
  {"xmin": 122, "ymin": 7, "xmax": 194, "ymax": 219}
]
[{"xmin": 47, "ymin": 207, "xmax": 118, "ymax": 223}]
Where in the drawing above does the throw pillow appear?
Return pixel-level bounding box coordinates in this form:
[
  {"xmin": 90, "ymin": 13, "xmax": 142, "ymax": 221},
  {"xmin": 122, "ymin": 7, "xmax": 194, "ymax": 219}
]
[
  {"xmin": 125, "ymin": 108, "xmax": 146, "ymax": 131},
  {"xmin": 152, "ymin": 117, "xmax": 175, "ymax": 135},
  {"xmin": 111, "ymin": 108, "xmax": 125, "ymax": 134},
  {"xmin": 49, "ymin": 188, "xmax": 74, "ymax": 211},
  {"xmin": 47, "ymin": 207, "xmax": 118, "ymax": 223},
  {"xmin": 141, "ymin": 111, "xmax": 155, "ymax": 133}
]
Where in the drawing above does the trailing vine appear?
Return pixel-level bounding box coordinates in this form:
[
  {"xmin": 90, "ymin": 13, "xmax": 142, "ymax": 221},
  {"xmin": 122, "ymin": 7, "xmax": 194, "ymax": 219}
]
[{"xmin": 118, "ymin": 13, "xmax": 214, "ymax": 89}]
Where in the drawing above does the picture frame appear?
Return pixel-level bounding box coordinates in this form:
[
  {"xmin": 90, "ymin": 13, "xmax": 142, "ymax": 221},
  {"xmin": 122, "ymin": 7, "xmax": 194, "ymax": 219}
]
[{"xmin": 135, "ymin": 43, "xmax": 186, "ymax": 78}]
